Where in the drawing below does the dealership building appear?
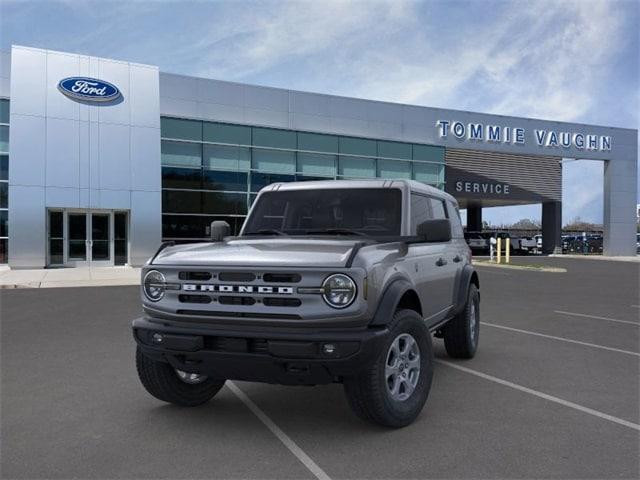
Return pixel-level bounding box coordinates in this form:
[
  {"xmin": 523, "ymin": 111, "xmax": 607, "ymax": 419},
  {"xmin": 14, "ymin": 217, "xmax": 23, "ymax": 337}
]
[{"xmin": 0, "ymin": 45, "xmax": 637, "ymax": 268}]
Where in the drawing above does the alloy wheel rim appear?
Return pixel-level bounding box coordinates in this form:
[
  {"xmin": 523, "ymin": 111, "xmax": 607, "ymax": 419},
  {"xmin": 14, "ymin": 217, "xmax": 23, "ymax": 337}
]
[
  {"xmin": 470, "ymin": 302, "xmax": 478, "ymax": 343},
  {"xmin": 175, "ymin": 369, "xmax": 208, "ymax": 384},
  {"xmin": 385, "ymin": 333, "xmax": 421, "ymax": 402}
]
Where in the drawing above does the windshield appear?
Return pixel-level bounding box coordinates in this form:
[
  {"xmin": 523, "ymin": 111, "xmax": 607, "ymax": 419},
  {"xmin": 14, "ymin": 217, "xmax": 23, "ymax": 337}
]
[{"xmin": 242, "ymin": 188, "xmax": 402, "ymax": 237}]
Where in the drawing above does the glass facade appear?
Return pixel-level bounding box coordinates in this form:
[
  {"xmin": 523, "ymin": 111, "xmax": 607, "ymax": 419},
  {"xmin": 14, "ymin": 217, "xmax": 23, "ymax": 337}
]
[
  {"xmin": 160, "ymin": 117, "xmax": 445, "ymax": 241},
  {"xmin": 0, "ymin": 99, "xmax": 8, "ymax": 263}
]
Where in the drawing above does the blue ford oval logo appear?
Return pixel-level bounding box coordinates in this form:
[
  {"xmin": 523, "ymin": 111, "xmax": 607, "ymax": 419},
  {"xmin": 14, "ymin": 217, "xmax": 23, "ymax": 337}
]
[{"xmin": 58, "ymin": 77, "xmax": 121, "ymax": 102}]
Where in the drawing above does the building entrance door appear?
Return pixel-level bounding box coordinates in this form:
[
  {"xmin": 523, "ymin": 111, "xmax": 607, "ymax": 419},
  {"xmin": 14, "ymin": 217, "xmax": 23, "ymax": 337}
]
[{"xmin": 47, "ymin": 210, "xmax": 129, "ymax": 267}]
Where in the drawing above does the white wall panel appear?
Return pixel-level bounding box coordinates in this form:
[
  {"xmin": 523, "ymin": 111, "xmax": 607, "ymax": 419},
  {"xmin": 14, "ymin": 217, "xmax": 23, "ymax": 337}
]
[
  {"xmin": 130, "ymin": 190, "xmax": 161, "ymax": 265},
  {"xmin": 198, "ymin": 78, "xmax": 244, "ymax": 105},
  {"xmin": 46, "ymin": 51, "xmax": 80, "ymax": 121},
  {"xmin": 130, "ymin": 125, "xmax": 160, "ymax": 191},
  {"xmin": 8, "ymin": 185, "xmax": 46, "ymax": 267},
  {"xmin": 10, "ymin": 47, "xmax": 46, "ymax": 116},
  {"xmin": 46, "ymin": 117, "xmax": 79, "ymax": 188},
  {"xmin": 98, "ymin": 122, "xmax": 130, "ymax": 190},
  {"xmin": 130, "ymin": 66, "xmax": 160, "ymax": 128},
  {"xmin": 46, "ymin": 186, "xmax": 79, "ymax": 207},
  {"xmin": 9, "ymin": 114, "xmax": 46, "ymax": 186},
  {"xmin": 244, "ymin": 85, "xmax": 288, "ymax": 112},
  {"xmin": 100, "ymin": 189, "xmax": 131, "ymax": 209}
]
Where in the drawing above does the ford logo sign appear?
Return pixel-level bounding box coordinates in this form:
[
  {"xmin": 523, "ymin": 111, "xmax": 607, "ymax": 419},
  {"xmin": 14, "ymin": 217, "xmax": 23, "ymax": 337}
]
[{"xmin": 57, "ymin": 77, "xmax": 121, "ymax": 102}]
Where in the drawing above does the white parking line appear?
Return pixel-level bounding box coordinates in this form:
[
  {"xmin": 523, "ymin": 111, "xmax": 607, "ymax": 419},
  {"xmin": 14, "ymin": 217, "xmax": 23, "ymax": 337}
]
[
  {"xmin": 227, "ymin": 381, "xmax": 331, "ymax": 480},
  {"xmin": 554, "ymin": 310, "xmax": 640, "ymax": 326},
  {"xmin": 436, "ymin": 360, "xmax": 640, "ymax": 432},
  {"xmin": 481, "ymin": 322, "xmax": 640, "ymax": 357}
]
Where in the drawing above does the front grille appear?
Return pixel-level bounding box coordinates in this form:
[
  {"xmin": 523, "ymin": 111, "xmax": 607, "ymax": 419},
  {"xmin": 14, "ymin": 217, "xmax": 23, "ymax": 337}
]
[
  {"xmin": 203, "ymin": 336, "xmax": 270, "ymax": 354},
  {"xmin": 179, "ymin": 294, "xmax": 212, "ymax": 304}
]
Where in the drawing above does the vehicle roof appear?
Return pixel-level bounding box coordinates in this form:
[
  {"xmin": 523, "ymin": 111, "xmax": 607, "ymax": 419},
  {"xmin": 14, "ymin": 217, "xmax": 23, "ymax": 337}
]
[{"xmin": 261, "ymin": 179, "xmax": 458, "ymax": 205}]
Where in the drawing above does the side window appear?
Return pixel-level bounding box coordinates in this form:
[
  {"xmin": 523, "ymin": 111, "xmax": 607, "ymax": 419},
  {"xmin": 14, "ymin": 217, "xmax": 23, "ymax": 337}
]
[
  {"xmin": 428, "ymin": 198, "xmax": 448, "ymax": 220},
  {"xmin": 410, "ymin": 194, "xmax": 431, "ymax": 234},
  {"xmin": 447, "ymin": 200, "xmax": 464, "ymax": 238}
]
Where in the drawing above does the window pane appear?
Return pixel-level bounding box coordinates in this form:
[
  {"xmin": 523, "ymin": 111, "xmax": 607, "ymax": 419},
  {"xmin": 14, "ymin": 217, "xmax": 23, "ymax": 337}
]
[
  {"xmin": 203, "ymin": 122, "xmax": 251, "ymax": 145},
  {"xmin": 378, "ymin": 141, "xmax": 411, "ymax": 160},
  {"xmin": 413, "ymin": 163, "xmax": 443, "ymax": 185},
  {"xmin": 339, "ymin": 137, "xmax": 376, "ymax": 157},
  {"xmin": 48, "ymin": 211, "xmax": 63, "ymax": 238},
  {"xmin": 161, "ymin": 117, "xmax": 201, "ymax": 141},
  {"xmin": 203, "ymin": 144, "xmax": 250, "ymax": 171},
  {"xmin": 297, "ymin": 152, "xmax": 336, "ymax": 177},
  {"xmin": 252, "ymin": 148, "xmax": 295, "ymax": 173},
  {"xmin": 429, "ymin": 198, "xmax": 448, "ymax": 219},
  {"xmin": 163, "ymin": 215, "xmax": 242, "ymax": 239},
  {"xmin": 162, "ymin": 190, "xmax": 202, "ymax": 213},
  {"xmin": 297, "ymin": 132, "xmax": 338, "ymax": 153},
  {"xmin": 410, "ymin": 195, "xmax": 431, "ymax": 234},
  {"xmin": 0, "ymin": 183, "xmax": 7, "ymax": 208},
  {"xmin": 413, "ymin": 144, "xmax": 445, "ymax": 163},
  {"xmin": 0, "ymin": 155, "xmax": 7, "ymax": 181},
  {"xmin": 0, "ymin": 99, "xmax": 9, "ymax": 124},
  {"xmin": 202, "ymin": 192, "xmax": 247, "ymax": 214},
  {"xmin": 378, "ymin": 159, "xmax": 411, "ymax": 179},
  {"xmin": 252, "ymin": 127, "xmax": 296, "ymax": 149},
  {"xmin": 202, "ymin": 170, "xmax": 247, "ymax": 191},
  {"xmin": 250, "ymin": 172, "xmax": 295, "ymax": 192},
  {"xmin": 0, "ymin": 126, "xmax": 8, "ymax": 153},
  {"xmin": 338, "ymin": 156, "xmax": 376, "ymax": 178},
  {"xmin": 49, "ymin": 239, "xmax": 62, "ymax": 265},
  {"xmin": 0, "ymin": 210, "xmax": 7, "ymax": 237},
  {"xmin": 161, "ymin": 141, "xmax": 201, "ymax": 167},
  {"xmin": 162, "ymin": 167, "xmax": 202, "ymax": 189},
  {"xmin": 0, "ymin": 238, "xmax": 6, "ymax": 263}
]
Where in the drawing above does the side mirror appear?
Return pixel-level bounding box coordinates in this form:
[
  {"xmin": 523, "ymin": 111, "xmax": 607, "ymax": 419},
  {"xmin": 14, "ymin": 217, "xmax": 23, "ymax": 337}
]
[
  {"xmin": 210, "ymin": 221, "xmax": 231, "ymax": 242},
  {"xmin": 417, "ymin": 219, "xmax": 451, "ymax": 243}
]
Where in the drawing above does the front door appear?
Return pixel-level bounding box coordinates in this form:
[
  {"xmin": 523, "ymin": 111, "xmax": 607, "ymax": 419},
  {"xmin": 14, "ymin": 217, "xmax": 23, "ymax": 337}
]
[{"xmin": 48, "ymin": 210, "xmax": 129, "ymax": 267}]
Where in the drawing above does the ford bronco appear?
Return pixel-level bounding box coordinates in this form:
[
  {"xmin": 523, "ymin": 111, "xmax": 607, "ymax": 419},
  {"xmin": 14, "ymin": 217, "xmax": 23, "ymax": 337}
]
[{"xmin": 133, "ymin": 179, "xmax": 480, "ymax": 427}]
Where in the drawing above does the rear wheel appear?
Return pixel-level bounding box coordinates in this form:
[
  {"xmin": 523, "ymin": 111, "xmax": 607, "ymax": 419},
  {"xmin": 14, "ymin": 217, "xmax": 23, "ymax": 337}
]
[
  {"xmin": 443, "ymin": 284, "xmax": 479, "ymax": 359},
  {"xmin": 343, "ymin": 309, "xmax": 434, "ymax": 428},
  {"xmin": 136, "ymin": 347, "xmax": 225, "ymax": 406}
]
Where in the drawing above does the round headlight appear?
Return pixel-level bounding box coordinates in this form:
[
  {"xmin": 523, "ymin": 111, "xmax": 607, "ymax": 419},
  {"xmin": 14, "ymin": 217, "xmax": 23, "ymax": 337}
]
[
  {"xmin": 143, "ymin": 270, "xmax": 166, "ymax": 302},
  {"xmin": 322, "ymin": 274, "xmax": 357, "ymax": 309}
]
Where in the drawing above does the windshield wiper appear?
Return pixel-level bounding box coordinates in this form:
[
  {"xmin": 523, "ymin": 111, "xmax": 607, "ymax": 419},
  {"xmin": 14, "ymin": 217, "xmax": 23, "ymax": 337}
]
[
  {"xmin": 306, "ymin": 228, "xmax": 367, "ymax": 237},
  {"xmin": 244, "ymin": 229, "xmax": 287, "ymax": 236}
]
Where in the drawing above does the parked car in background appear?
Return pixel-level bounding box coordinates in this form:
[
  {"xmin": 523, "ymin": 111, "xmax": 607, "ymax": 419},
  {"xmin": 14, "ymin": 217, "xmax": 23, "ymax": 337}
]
[
  {"xmin": 464, "ymin": 231, "xmax": 489, "ymax": 253},
  {"xmin": 518, "ymin": 236, "xmax": 537, "ymax": 254}
]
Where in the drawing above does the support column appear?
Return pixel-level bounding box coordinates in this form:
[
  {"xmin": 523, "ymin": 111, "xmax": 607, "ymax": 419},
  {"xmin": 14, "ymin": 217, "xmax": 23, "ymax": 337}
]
[
  {"xmin": 542, "ymin": 201, "xmax": 562, "ymax": 254},
  {"xmin": 603, "ymin": 155, "xmax": 637, "ymax": 256},
  {"xmin": 467, "ymin": 205, "xmax": 482, "ymax": 232}
]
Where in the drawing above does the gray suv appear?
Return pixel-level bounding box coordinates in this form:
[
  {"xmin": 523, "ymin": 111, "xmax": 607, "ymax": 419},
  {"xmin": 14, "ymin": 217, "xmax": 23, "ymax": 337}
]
[{"xmin": 133, "ymin": 180, "xmax": 480, "ymax": 427}]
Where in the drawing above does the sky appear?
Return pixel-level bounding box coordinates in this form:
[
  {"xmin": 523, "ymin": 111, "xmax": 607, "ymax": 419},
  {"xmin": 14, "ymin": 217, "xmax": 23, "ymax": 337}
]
[{"xmin": 1, "ymin": 0, "xmax": 638, "ymax": 226}]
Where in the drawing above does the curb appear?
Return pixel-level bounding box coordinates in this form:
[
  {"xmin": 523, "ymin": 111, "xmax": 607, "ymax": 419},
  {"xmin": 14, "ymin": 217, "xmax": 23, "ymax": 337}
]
[{"xmin": 473, "ymin": 261, "xmax": 567, "ymax": 273}]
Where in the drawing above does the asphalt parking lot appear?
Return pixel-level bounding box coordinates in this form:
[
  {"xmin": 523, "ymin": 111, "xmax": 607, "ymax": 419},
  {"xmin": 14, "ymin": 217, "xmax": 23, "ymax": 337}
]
[{"xmin": 1, "ymin": 257, "xmax": 639, "ymax": 479}]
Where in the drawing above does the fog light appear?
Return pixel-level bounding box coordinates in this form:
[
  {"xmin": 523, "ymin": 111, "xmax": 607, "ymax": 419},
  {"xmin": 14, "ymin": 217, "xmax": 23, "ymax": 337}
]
[
  {"xmin": 323, "ymin": 343, "xmax": 336, "ymax": 354},
  {"xmin": 152, "ymin": 333, "xmax": 163, "ymax": 344}
]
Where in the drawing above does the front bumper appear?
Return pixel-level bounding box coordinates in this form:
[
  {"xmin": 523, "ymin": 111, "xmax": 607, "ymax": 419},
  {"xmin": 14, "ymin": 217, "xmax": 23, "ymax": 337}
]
[{"xmin": 132, "ymin": 316, "xmax": 389, "ymax": 385}]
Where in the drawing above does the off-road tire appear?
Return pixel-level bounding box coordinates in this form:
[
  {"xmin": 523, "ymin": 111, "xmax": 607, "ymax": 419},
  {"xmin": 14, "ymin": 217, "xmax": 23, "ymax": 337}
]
[
  {"xmin": 343, "ymin": 309, "xmax": 434, "ymax": 428},
  {"xmin": 443, "ymin": 284, "xmax": 479, "ymax": 359},
  {"xmin": 136, "ymin": 347, "xmax": 225, "ymax": 406}
]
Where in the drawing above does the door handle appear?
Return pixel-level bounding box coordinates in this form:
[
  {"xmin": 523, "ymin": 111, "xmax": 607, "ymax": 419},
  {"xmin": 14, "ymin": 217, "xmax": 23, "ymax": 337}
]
[
  {"xmin": 436, "ymin": 257, "xmax": 447, "ymax": 267},
  {"xmin": 453, "ymin": 255, "xmax": 462, "ymax": 263}
]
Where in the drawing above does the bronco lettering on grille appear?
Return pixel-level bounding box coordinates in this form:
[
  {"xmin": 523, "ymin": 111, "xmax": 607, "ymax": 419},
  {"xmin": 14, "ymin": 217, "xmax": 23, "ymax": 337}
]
[{"xmin": 182, "ymin": 284, "xmax": 294, "ymax": 295}]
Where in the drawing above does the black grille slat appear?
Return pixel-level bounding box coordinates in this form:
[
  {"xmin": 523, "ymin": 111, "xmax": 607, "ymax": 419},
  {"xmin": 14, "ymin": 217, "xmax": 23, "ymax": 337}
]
[
  {"xmin": 218, "ymin": 296, "xmax": 256, "ymax": 306},
  {"xmin": 179, "ymin": 271, "xmax": 212, "ymax": 281},
  {"xmin": 179, "ymin": 294, "xmax": 212, "ymax": 304},
  {"xmin": 263, "ymin": 297, "xmax": 302, "ymax": 307},
  {"xmin": 176, "ymin": 310, "xmax": 301, "ymax": 320},
  {"xmin": 219, "ymin": 272, "xmax": 256, "ymax": 282},
  {"xmin": 263, "ymin": 273, "xmax": 301, "ymax": 283}
]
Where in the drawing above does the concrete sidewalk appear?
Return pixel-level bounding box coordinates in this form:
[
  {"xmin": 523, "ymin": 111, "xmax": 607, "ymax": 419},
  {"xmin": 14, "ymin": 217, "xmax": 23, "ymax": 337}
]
[{"xmin": 0, "ymin": 266, "xmax": 141, "ymax": 289}]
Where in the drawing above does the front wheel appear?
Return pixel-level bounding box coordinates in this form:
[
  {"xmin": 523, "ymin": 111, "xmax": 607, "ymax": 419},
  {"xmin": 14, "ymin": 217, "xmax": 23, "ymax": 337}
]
[
  {"xmin": 136, "ymin": 347, "xmax": 225, "ymax": 406},
  {"xmin": 343, "ymin": 309, "xmax": 434, "ymax": 428}
]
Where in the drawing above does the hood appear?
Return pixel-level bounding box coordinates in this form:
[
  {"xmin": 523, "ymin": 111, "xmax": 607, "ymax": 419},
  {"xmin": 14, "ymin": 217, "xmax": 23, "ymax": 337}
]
[{"xmin": 152, "ymin": 238, "xmax": 364, "ymax": 268}]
